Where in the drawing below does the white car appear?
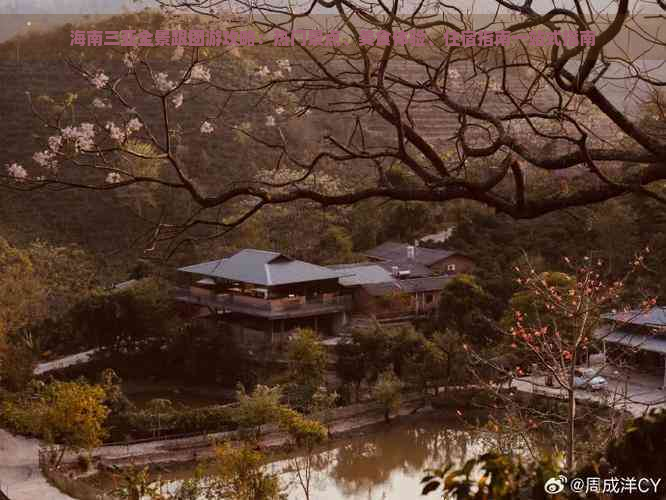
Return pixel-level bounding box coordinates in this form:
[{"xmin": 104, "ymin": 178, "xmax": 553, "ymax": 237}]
[{"xmin": 573, "ymin": 368, "xmax": 608, "ymax": 391}]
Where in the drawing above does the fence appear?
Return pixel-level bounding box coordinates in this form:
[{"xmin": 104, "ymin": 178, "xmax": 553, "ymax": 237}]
[{"xmin": 38, "ymin": 449, "xmax": 114, "ymax": 500}]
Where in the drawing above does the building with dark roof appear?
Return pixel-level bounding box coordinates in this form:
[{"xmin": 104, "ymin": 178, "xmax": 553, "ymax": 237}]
[
  {"xmin": 594, "ymin": 307, "xmax": 666, "ymax": 389},
  {"xmin": 356, "ymin": 276, "xmax": 452, "ymax": 320},
  {"xmin": 327, "ymin": 262, "xmax": 452, "ymax": 320},
  {"xmin": 179, "ymin": 249, "xmax": 345, "ymax": 286},
  {"xmin": 363, "ymin": 241, "xmax": 474, "ymax": 276},
  {"xmin": 176, "ymin": 249, "xmax": 352, "ymax": 348}
]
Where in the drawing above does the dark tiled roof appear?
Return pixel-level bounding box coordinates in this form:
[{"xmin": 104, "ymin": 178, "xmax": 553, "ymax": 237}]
[
  {"xmin": 593, "ymin": 325, "xmax": 666, "ymax": 354},
  {"xmin": 362, "ymin": 276, "xmax": 452, "ymax": 296},
  {"xmin": 363, "ymin": 241, "xmax": 463, "ymax": 266},
  {"xmin": 178, "ymin": 249, "xmax": 347, "ymax": 286},
  {"xmin": 327, "ymin": 263, "xmax": 395, "ymax": 286},
  {"xmin": 376, "ymin": 260, "xmax": 433, "ymax": 278},
  {"xmin": 602, "ymin": 307, "xmax": 666, "ymax": 327}
]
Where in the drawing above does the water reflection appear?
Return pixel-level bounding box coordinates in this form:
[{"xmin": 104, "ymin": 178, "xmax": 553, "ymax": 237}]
[
  {"xmin": 265, "ymin": 416, "xmax": 528, "ymax": 500},
  {"xmin": 150, "ymin": 415, "xmax": 533, "ymax": 500}
]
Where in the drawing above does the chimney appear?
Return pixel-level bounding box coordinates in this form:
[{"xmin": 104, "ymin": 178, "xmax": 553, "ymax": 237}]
[
  {"xmin": 407, "ymin": 245, "xmax": 415, "ymax": 260},
  {"xmin": 391, "ymin": 265, "xmax": 399, "ymax": 277}
]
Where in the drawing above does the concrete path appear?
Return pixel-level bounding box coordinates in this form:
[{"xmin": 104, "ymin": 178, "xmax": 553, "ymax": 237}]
[
  {"xmin": 512, "ymin": 375, "xmax": 666, "ymax": 418},
  {"xmin": 0, "ymin": 429, "xmax": 73, "ymax": 500},
  {"xmin": 34, "ymin": 349, "xmax": 99, "ymax": 376}
]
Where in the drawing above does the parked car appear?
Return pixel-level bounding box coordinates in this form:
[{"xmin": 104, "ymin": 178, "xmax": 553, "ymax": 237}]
[
  {"xmin": 573, "ymin": 368, "xmax": 608, "ymax": 391},
  {"xmin": 545, "ymin": 367, "xmax": 608, "ymax": 391}
]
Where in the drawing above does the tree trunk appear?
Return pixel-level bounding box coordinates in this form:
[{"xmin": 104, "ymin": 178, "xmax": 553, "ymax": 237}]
[
  {"xmin": 567, "ymin": 388, "xmax": 576, "ymax": 473},
  {"xmin": 55, "ymin": 446, "xmax": 66, "ymax": 468},
  {"xmin": 384, "ymin": 408, "xmax": 390, "ymax": 423}
]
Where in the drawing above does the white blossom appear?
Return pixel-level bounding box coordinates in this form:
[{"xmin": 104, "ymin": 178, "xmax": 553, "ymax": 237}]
[
  {"xmin": 7, "ymin": 162, "xmax": 28, "ymax": 180},
  {"xmin": 189, "ymin": 64, "xmax": 211, "ymax": 82},
  {"xmin": 275, "ymin": 106, "xmax": 285, "ymax": 115},
  {"xmin": 105, "ymin": 172, "xmax": 122, "ymax": 184},
  {"xmin": 172, "ymin": 93, "xmax": 184, "ymax": 109},
  {"xmin": 273, "ymin": 70, "xmax": 284, "ymax": 79},
  {"xmin": 200, "ymin": 121, "xmax": 214, "ymax": 134},
  {"xmin": 171, "ymin": 45, "xmax": 185, "ymax": 61},
  {"xmin": 91, "ymin": 71, "xmax": 109, "ymax": 89},
  {"xmin": 154, "ymin": 72, "xmax": 175, "ymax": 92},
  {"xmin": 265, "ymin": 115, "xmax": 276, "ymax": 127},
  {"xmin": 257, "ymin": 65, "xmax": 270, "ymax": 78}
]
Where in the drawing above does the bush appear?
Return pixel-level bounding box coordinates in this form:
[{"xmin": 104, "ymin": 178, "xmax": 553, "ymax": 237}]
[
  {"xmin": 77, "ymin": 454, "xmax": 91, "ymax": 472},
  {"xmin": 105, "ymin": 405, "xmax": 236, "ymax": 442}
]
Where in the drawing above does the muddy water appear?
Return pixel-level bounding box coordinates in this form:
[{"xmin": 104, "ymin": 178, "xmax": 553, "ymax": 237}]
[{"xmin": 151, "ymin": 414, "xmax": 534, "ymax": 500}]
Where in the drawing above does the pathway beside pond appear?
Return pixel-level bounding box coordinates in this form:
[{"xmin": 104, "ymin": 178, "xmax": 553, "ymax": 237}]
[
  {"xmin": 0, "ymin": 429, "xmax": 74, "ymax": 500},
  {"xmin": 63, "ymin": 392, "xmax": 444, "ymax": 468}
]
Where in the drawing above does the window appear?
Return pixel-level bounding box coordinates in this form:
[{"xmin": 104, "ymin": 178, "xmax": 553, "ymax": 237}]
[
  {"xmin": 425, "ymin": 293, "xmax": 434, "ymax": 304},
  {"xmin": 446, "ymin": 263, "xmax": 456, "ymax": 272}
]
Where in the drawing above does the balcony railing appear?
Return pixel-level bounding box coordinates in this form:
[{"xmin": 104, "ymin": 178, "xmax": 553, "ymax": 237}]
[{"xmin": 175, "ymin": 287, "xmax": 352, "ymax": 318}]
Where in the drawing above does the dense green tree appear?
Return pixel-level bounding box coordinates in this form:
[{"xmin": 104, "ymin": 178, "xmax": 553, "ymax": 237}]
[
  {"xmin": 285, "ymin": 329, "xmax": 329, "ymax": 410},
  {"xmin": 436, "ymin": 274, "xmax": 501, "ymax": 346},
  {"xmin": 210, "ymin": 443, "xmax": 285, "ymax": 500},
  {"xmin": 1, "ymin": 380, "xmax": 109, "ymax": 466},
  {"xmin": 316, "ymin": 225, "xmax": 355, "ymax": 264},
  {"xmin": 57, "ymin": 277, "xmax": 178, "ymax": 354},
  {"xmin": 232, "ymin": 384, "xmax": 286, "ymax": 442},
  {"xmin": 279, "ymin": 409, "xmax": 329, "ymax": 500},
  {"xmin": 373, "ymin": 369, "xmax": 404, "ymax": 423}
]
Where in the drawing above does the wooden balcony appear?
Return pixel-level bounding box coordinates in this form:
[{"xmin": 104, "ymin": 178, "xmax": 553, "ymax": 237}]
[{"xmin": 175, "ymin": 287, "xmax": 352, "ymax": 319}]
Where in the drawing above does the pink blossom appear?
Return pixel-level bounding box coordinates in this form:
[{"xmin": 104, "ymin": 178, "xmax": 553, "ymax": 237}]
[
  {"xmin": 105, "ymin": 121, "xmax": 125, "ymax": 142},
  {"xmin": 61, "ymin": 123, "xmax": 95, "ymax": 151},
  {"xmin": 7, "ymin": 162, "xmax": 28, "ymax": 180},
  {"xmin": 48, "ymin": 135, "xmax": 62, "ymax": 152},
  {"xmin": 448, "ymin": 68, "xmax": 462, "ymax": 81},
  {"xmin": 275, "ymin": 106, "xmax": 285, "ymax": 115},
  {"xmin": 91, "ymin": 71, "xmax": 109, "ymax": 89},
  {"xmin": 200, "ymin": 121, "xmax": 214, "ymax": 134},
  {"xmin": 33, "ymin": 150, "xmax": 58, "ymax": 170},
  {"xmin": 123, "ymin": 51, "xmax": 138, "ymax": 69},
  {"xmin": 265, "ymin": 116, "xmax": 276, "ymax": 127},
  {"xmin": 277, "ymin": 59, "xmax": 292, "ymax": 72}
]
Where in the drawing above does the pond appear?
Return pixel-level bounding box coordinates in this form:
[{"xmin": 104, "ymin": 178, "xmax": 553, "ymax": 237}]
[{"xmin": 141, "ymin": 413, "xmax": 537, "ymax": 500}]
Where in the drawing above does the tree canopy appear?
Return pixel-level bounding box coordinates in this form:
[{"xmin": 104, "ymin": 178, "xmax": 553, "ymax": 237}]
[{"xmin": 4, "ymin": 2, "xmax": 666, "ymax": 255}]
